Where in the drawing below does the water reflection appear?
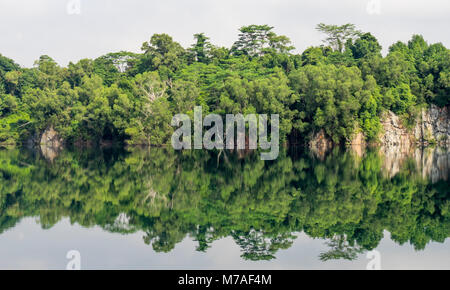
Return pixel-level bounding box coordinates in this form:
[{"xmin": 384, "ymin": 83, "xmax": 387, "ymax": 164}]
[{"xmin": 0, "ymin": 146, "xmax": 448, "ymax": 262}]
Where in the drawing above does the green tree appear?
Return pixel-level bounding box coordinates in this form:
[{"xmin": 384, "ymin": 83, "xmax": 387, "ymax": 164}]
[
  {"xmin": 231, "ymin": 25, "xmax": 294, "ymax": 57},
  {"xmin": 316, "ymin": 23, "xmax": 361, "ymax": 52},
  {"xmin": 139, "ymin": 34, "xmax": 186, "ymax": 78}
]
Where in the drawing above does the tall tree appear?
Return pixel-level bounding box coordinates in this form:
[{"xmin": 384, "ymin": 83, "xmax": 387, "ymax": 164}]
[
  {"xmin": 349, "ymin": 33, "xmax": 382, "ymax": 59},
  {"xmin": 316, "ymin": 23, "xmax": 361, "ymax": 52},
  {"xmin": 139, "ymin": 34, "xmax": 186, "ymax": 77},
  {"xmin": 189, "ymin": 33, "xmax": 211, "ymax": 64},
  {"xmin": 231, "ymin": 25, "xmax": 294, "ymax": 57}
]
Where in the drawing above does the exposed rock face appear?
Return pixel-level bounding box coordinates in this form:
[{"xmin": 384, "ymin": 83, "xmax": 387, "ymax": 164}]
[
  {"xmin": 380, "ymin": 111, "xmax": 415, "ymax": 148},
  {"xmin": 309, "ymin": 105, "xmax": 449, "ymax": 160},
  {"xmin": 350, "ymin": 131, "xmax": 365, "ymax": 146},
  {"xmin": 40, "ymin": 126, "xmax": 62, "ymax": 147},
  {"xmin": 377, "ymin": 106, "xmax": 449, "ymax": 181},
  {"xmin": 309, "ymin": 130, "xmax": 333, "ymax": 159},
  {"xmin": 348, "ymin": 132, "xmax": 366, "ymax": 157},
  {"xmin": 40, "ymin": 126, "xmax": 62, "ymax": 161},
  {"xmin": 414, "ymin": 105, "xmax": 450, "ymax": 145},
  {"xmin": 380, "ymin": 105, "xmax": 449, "ymax": 149}
]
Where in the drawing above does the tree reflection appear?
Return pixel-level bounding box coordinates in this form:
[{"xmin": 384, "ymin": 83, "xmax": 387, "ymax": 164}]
[
  {"xmin": 319, "ymin": 235, "xmax": 364, "ymax": 261},
  {"xmin": 0, "ymin": 146, "xmax": 448, "ymax": 261}
]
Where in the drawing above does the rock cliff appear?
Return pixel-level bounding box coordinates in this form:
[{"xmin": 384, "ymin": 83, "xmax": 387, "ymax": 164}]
[
  {"xmin": 381, "ymin": 105, "xmax": 449, "ymax": 148},
  {"xmin": 309, "ymin": 105, "xmax": 449, "ymax": 156},
  {"xmin": 40, "ymin": 126, "xmax": 63, "ymax": 161},
  {"xmin": 414, "ymin": 105, "xmax": 449, "ymax": 145}
]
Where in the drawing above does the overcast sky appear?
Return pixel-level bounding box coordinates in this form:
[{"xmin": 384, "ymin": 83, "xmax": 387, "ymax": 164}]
[{"xmin": 0, "ymin": 0, "xmax": 449, "ymax": 67}]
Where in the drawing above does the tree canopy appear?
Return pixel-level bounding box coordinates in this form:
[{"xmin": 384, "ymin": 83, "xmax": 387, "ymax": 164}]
[{"xmin": 0, "ymin": 24, "xmax": 448, "ymax": 147}]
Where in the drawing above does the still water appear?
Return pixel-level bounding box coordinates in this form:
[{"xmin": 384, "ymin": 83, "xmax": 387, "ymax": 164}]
[{"xmin": 0, "ymin": 146, "xmax": 448, "ymax": 269}]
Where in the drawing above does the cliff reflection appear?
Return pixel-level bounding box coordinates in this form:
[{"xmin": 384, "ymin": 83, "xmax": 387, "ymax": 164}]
[{"xmin": 0, "ymin": 146, "xmax": 448, "ymax": 261}]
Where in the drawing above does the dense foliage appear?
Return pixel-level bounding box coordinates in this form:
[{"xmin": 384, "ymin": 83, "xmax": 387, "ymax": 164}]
[
  {"xmin": 0, "ymin": 147, "xmax": 448, "ymax": 261},
  {"xmin": 0, "ymin": 24, "xmax": 449, "ymax": 146}
]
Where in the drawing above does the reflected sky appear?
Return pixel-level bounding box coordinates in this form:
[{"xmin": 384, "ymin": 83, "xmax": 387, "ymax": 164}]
[{"xmin": 0, "ymin": 218, "xmax": 449, "ymax": 270}]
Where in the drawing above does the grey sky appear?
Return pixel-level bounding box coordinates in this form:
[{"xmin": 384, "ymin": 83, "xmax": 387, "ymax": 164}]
[{"xmin": 0, "ymin": 0, "xmax": 449, "ymax": 67}]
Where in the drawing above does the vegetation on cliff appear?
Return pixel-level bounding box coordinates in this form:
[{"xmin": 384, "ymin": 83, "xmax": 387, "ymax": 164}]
[{"xmin": 0, "ymin": 24, "xmax": 449, "ymax": 146}]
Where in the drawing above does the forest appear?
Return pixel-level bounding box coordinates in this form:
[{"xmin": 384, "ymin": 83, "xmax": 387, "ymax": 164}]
[{"xmin": 0, "ymin": 24, "xmax": 449, "ymax": 147}]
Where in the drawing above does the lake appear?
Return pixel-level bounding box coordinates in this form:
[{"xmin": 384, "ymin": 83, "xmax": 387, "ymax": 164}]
[{"xmin": 0, "ymin": 146, "xmax": 448, "ymax": 269}]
